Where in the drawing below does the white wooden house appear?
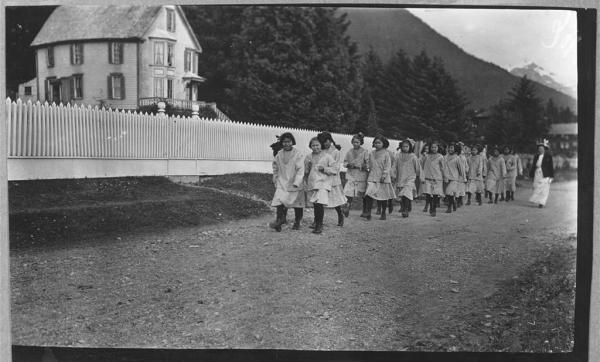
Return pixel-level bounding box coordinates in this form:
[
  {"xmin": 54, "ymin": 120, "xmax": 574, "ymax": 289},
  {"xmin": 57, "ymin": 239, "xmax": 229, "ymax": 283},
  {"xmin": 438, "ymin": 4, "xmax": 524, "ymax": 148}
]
[{"xmin": 30, "ymin": 5, "xmax": 206, "ymax": 112}]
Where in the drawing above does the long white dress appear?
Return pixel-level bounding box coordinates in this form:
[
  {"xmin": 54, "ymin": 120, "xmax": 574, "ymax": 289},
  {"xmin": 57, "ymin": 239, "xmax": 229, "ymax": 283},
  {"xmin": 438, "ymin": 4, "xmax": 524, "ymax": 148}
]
[{"xmin": 529, "ymin": 154, "xmax": 551, "ymax": 206}]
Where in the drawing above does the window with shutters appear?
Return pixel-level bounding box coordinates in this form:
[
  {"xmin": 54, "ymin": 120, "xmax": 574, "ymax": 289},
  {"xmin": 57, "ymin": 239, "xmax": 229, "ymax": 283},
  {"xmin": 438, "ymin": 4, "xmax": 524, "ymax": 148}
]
[
  {"xmin": 167, "ymin": 43, "xmax": 174, "ymax": 67},
  {"xmin": 184, "ymin": 49, "xmax": 193, "ymax": 72},
  {"xmin": 108, "ymin": 73, "xmax": 125, "ymax": 100},
  {"xmin": 70, "ymin": 74, "xmax": 83, "ymax": 99},
  {"xmin": 109, "ymin": 42, "xmax": 123, "ymax": 64},
  {"xmin": 154, "ymin": 41, "xmax": 165, "ymax": 65},
  {"xmin": 70, "ymin": 43, "xmax": 84, "ymax": 65},
  {"xmin": 154, "ymin": 77, "xmax": 164, "ymax": 97},
  {"xmin": 47, "ymin": 47, "xmax": 54, "ymax": 68},
  {"xmin": 167, "ymin": 79, "xmax": 173, "ymax": 99},
  {"xmin": 166, "ymin": 8, "xmax": 176, "ymax": 32}
]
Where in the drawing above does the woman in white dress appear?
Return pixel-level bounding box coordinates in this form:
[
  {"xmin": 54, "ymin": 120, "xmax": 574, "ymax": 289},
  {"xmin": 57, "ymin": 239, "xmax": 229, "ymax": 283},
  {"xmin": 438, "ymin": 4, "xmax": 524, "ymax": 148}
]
[{"xmin": 528, "ymin": 139, "xmax": 554, "ymax": 208}]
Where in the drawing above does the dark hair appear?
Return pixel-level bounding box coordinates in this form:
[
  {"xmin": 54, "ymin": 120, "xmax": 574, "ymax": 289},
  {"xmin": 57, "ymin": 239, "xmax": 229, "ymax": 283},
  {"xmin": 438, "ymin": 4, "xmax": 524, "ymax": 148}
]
[
  {"xmin": 279, "ymin": 132, "xmax": 296, "ymax": 145},
  {"xmin": 502, "ymin": 144, "xmax": 511, "ymax": 153},
  {"xmin": 428, "ymin": 141, "xmax": 439, "ymax": 153},
  {"xmin": 317, "ymin": 131, "xmax": 341, "ymax": 150},
  {"xmin": 451, "ymin": 143, "xmax": 462, "ymax": 155},
  {"xmin": 270, "ymin": 135, "xmax": 283, "ymax": 157},
  {"xmin": 372, "ymin": 134, "xmax": 389, "ymax": 149},
  {"xmin": 309, "ymin": 137, "xmax": 321, "ymax": 148},
  {"xmin": 352, "ymin": 132, "xmax": 365, "ymax": 145},
  {"xmin": 400, "ymin": 139, "xmax": 414, "ymax": 153}
]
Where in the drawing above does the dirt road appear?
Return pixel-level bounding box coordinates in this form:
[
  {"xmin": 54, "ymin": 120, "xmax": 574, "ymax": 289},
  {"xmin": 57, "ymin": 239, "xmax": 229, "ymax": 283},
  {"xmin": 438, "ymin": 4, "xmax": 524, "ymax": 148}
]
[{"xmin": 10, "ymin": 181, "xmax": 577, "ymax": 350}]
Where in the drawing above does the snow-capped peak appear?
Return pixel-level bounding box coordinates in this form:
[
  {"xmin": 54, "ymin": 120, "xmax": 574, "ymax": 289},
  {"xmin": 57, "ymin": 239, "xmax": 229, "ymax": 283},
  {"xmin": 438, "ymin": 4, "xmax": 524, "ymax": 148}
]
[{"xmin": 510, "ymin": 62, "xmax": 576, "ymax": 99}]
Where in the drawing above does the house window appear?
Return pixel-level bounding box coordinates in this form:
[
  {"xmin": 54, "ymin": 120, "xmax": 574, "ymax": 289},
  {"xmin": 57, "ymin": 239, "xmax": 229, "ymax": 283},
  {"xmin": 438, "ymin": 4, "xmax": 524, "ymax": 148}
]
[
  {"xmin": 184, "ymin": 49, "xmax": 193, "ymax": 72},
  {"xmin": 167, "ymin": 43, "xmax": 174, "ymax": 67},
  {"xmin": 166, "ymin": 8, "xmax": 176, "ymax": 32},
  {"xmin": 167, "ymin": 79, "xmax": 173, "ymax": 99},
  {"xmin": 70, "ymin": 74, "xmax": 83, "ymax": 99},
  {"xmin": 154, "ymin": 41, "xmax": 164, "ymax": 65},
  {"xmin": 24, "ymin": 86, "xmax": 32, "ymax": 96},
  {"xmin": 47, "ymin": 47, "xmax": 54, "ymax": 68},
  {"xmin": 109, "ymin": 42, "xmax": 123, "ymax": 64},
  {"xmin": 70, "ymin": 43, "xmax": 84, "ymax": 65},
  {"xmin": 107, "ymin": 73, "xmax": 125, "ymax": 100},
  {"xmin": 154, "ymin": 77, "xmax": 164, "ymax": 97}
]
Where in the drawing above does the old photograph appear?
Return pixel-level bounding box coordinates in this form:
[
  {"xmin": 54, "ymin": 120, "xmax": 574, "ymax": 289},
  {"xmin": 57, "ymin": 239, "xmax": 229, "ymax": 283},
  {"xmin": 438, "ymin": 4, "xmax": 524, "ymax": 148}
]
[{"xmin": 4, "ymin": 2, "xmax": 586, "ymax": 359}]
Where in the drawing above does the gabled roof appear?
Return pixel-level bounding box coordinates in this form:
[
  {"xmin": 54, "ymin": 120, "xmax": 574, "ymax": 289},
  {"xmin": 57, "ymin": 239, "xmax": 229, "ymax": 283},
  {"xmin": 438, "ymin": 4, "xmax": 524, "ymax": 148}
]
[
  {"xmin": 549, "ymin": 123, "xmax": 578, "ymax": 135},
  {"xmin": 31, "ymin": 5, "xmax": 162, "ymax": 47}
]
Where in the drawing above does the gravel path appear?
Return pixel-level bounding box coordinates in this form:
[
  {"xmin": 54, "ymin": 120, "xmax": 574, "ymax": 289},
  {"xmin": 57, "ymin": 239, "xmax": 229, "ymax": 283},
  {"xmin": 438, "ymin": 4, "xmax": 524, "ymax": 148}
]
[{"xmin": 10, "ymin": 181, "xmax": 577, "ymax": 350}]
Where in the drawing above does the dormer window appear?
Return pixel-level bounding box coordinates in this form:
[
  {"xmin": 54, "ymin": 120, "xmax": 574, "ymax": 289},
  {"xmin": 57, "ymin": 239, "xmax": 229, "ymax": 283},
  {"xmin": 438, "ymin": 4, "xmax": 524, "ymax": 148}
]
[
  {"xmin": 109, "ymin": 42, "xmax": 123, "ymax": 64},
  {"xmin": 166, "ymin": 8, "xmax": 176, "ymax": 32},
  {"xmin": 47, "ymin": 47, "xmax": 54, "ymax": 68},
  {"xmin": 70, "ymin": 43, "xmax": 84, "ymax": 65}
]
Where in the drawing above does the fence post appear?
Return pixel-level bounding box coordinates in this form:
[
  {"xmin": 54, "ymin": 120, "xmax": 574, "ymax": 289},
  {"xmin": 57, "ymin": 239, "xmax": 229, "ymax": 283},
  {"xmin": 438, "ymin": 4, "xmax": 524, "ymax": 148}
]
[
  {"xmin": 157, "ymin": 101, "xmax": 166, "ymax": 117},
  {"xmin": 191, "ymin": 104, "xmax": 199, "ymax": 119}
]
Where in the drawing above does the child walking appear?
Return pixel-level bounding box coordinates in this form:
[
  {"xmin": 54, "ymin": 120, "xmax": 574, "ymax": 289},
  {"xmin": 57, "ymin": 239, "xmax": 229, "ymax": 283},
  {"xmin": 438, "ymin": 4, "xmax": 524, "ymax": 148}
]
[
  {"xmin": 466, "ymin": 144, "xmax": 485, "ymax": 205},
  {"xmin": 457, "ymin": 143, "xmax": 469, "ymax": 207},
  {"xmin": 392, "ymin": 138, "xmax": 420, "ymax": 218},
  {"xmin": 269, "ymin": 132, "xmax": 306, "ymax": 231},
  {"xmin": 364, "ymin": 135, "xmax": 396, "ymax": 220},
  {"xmin": 317, "ymin": 132, "xmax": 348, "ymax": 226},
  {"xmin": 503, "ymin": 145, "xmax": 517, "ymax": 201},
  {"xmin": 420, "ymin": 141, "xmax": 445, "ymax": 216},
  {"xmin": 305, "ymin": 137, "xmax": 337, "ymax": 234},
  {"xmin": 486, "ymin": 146, "xmax": 507, "ymax": 204},
  {"xmin": 443, "ymin": 143, "xmax": 465, "ymax": 213},
  {"xmin": 342, "ymin": 132, "xmax": 369, "ymax": 217}
]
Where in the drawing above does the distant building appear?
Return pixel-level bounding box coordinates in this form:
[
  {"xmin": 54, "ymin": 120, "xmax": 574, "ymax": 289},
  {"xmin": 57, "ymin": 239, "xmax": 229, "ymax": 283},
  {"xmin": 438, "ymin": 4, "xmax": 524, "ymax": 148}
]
[
  {"xmin": 17, "ymin": 78, "xmax": 37, "ymax": 102},
  {"xmin": 29, "ymin": 5, "xmax": 208, "ymax": 113},
  {"xmin": 548, "ymin": 123, "xmax": 577, "ymax": 156}
]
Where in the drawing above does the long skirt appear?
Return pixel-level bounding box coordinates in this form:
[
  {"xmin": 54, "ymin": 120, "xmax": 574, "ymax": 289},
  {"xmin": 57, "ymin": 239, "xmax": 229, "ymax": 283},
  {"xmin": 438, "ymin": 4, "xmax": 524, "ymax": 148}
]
[
  {"xmin": 505, "ymin": 174, "xmax": 517, "ymax": 192},
  {"xmin": 485, "ymin": 176, "xmax": 504, "ymax": 194},
  {"xmin": 343, "ymin": 180, "xmax": 367, "ymax": 197},
  {"xmin": 328, "ymin": 185, "xmax": 348, "ymax": 207},
  {"xmin": 467, "ymin": 179, "xmax": 484, "ymax": 194},
  {"xmin": 365, "ymin": 182, "xmax": 396, "ymax": 200},
  {"xmin": 396, "ymin": 182, "xmax": 416, "ymax": 200},
  {"xmin": 445, "ymin": 180, "xmax": 459, "ymax": 196},
  {"xmin": 308, "ymin": 189, "xmax": 330, "ymax": 206},
  {"xmin": 529, "ymin": 168, "xmax": 551, "ymax": 206},
  {"xmin": 271, "ymin": 188, "xmax": 306, "ymax": 208},
  {"xmin": 457, "ymin": 181, "xmax": 467, "ymax": 197},
  {"xmin": 422, "ymin": 179, "xmax": 444, "ymax": 196}
]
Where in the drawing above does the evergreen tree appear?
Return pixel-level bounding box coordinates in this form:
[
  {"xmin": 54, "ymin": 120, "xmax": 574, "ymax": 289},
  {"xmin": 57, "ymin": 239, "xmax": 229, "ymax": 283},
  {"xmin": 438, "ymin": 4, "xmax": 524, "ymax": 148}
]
[
  {"xmin": 357, "ymin": 48, "xmax": 385, "ymax": 136},
  {"xmin": 219, "ymin": 6, "xmax": 362, "ymax": 131},
  {"xmin": 486, "ymin": 76, "xmax": 547, "ymax": 152},
  {"xmin": 377, "ymin": 49, "xmax": 412, "ymax": 138}
]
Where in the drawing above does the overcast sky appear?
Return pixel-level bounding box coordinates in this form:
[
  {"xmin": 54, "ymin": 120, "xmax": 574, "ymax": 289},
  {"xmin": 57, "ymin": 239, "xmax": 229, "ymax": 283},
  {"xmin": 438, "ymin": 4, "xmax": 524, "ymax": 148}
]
[{"xmin": 407, "ymin": 8, "xmax": 577, "ymax": 89}]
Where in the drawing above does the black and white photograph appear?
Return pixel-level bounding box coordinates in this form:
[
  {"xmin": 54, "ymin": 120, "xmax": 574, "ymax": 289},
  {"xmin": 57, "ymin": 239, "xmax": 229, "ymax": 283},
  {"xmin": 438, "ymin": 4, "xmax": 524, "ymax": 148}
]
[{"xmin": 1, "ymin": 1, "xmax": 596, "ymax": 361}]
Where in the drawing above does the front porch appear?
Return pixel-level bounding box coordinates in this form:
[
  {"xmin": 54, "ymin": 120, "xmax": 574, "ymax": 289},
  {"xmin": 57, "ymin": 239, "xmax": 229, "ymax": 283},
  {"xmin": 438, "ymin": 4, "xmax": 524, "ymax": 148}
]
[{"xmin": 138, "ymin": 97, "xmax": 230, "ymax": 120}]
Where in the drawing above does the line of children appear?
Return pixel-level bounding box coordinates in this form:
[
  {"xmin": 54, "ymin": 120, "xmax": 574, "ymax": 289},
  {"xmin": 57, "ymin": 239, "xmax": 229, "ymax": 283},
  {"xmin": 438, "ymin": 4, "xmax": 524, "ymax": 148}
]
[{"xmin": 270, "ymin": 132, "xmax": 526, "ymax": 234}]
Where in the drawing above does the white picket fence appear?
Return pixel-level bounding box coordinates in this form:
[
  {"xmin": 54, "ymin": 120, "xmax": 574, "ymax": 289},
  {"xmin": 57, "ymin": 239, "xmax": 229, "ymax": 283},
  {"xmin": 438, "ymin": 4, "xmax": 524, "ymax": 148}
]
[{"xmin": 5, "ymin": 98, "xmax": 401, "ymax": 180}]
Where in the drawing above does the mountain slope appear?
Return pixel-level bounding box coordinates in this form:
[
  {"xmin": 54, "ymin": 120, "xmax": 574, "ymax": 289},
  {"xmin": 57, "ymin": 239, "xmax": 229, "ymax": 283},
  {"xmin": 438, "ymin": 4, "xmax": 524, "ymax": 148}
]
[{"xmin": 343, "ymin": 8, "xmax": 577, "ymax": 111}]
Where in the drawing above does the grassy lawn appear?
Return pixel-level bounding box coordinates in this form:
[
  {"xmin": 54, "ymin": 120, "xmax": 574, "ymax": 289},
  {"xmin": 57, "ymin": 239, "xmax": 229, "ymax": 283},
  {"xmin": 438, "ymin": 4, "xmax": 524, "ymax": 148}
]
[{"xmin": 9, "ymin": 176, "xmax": 270, "ymax": 249}]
